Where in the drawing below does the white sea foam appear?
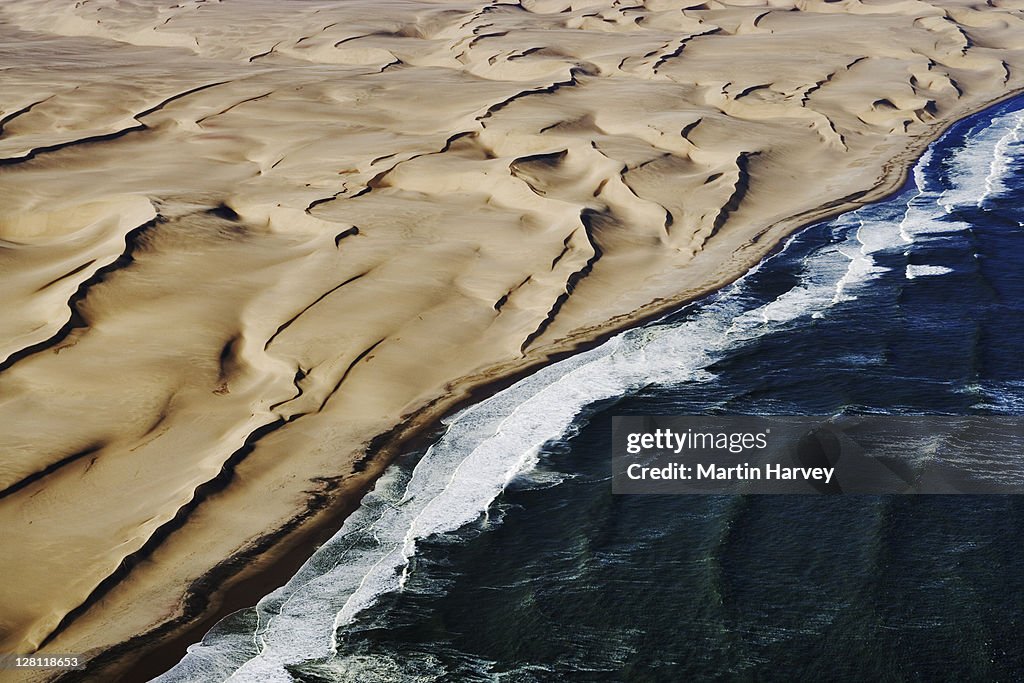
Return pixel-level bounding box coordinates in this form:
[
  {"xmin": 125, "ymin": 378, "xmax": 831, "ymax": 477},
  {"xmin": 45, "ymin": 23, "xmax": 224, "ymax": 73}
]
[
  {"xmin": 940, "ymin": 107, "xmax": 1024, "ymax": 211},
  {"xmin": 830, "ymin": 209, "xmax": 897, "ymax": 305},
  {"xmin": 896, "ymin": 105, "xmax": 1023, "ymax": 277},
  {"xmin": 981, "ymin": 110, "xmax": 1023, "ymax": 207},
  {"xmin": 898, "ymin": 146, "xmax": 936, "ymax": 243},
  {"xmin": 905, "ymin": 264, "xmax": 954, "ymax": 279},
  {"xmin": 963, "ymin": 380, "xmax": 1024, "ymax": 414},
  {"xmin": 832, "ymin": 134, "xmax": 970, "ymax": 305},
  {"xmin": 895, "ymin": 140, "xmax": 974, "ymax": 243}
]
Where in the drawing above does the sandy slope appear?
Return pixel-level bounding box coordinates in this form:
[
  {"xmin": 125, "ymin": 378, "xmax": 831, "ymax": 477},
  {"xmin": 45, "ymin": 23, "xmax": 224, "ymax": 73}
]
[{"xmin": 0, "ymin": 0, "xmax": 1022, "ymax": 676}]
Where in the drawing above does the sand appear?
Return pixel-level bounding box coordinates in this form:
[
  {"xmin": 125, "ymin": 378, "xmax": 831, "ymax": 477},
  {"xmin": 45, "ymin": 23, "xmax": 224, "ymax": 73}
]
[{"xmin": 0, "ymin": 0, "xmax": 1022, "ymax": 678}]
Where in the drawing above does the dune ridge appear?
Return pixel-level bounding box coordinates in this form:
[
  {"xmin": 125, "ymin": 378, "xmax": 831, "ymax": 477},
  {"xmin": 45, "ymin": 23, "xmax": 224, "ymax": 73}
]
[{"xmin": 0, "ymin": 0, "xmax": 1022, "ymax": 678}]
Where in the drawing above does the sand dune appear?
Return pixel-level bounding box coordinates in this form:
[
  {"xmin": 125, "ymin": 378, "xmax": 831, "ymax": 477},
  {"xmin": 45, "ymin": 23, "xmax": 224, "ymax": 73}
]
[{"xmin": 0, "ymin": 0, "xmax": 1022, "ymax": 677}]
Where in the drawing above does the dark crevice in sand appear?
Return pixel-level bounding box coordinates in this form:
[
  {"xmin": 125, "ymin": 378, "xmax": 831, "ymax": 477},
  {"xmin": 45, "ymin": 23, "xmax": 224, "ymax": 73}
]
[
  {"xmin": 133, "ymin": 80, "xmax": 232, "ymax": 119},
  {"xmin": 263, "ymin": 271, "xmax": 369, "ymax": 351},
  {"xmin": 455, "ymin": 6, "xmax": 487, "ymax": 32},
  {"xmin": 493, "ymin": 292, "xmax": 510, "ymax": 312},
  {"xmin": 332, "ymin": 31, "xmax": 399, "ymax": 48},
  {"xmin": 197, "ymin": 91, "xmax": 274, "ymax": 124},
  {"xmin": 334, "ymin": 226, "xmax": 360, "ymax": 246},
  {"xmin": 333, "ymin": 131, "xmax": 492, "ymax": 207},
  {"xmin": 467, "ymin": 30, "xmax": 509, "ymax": 49},
  {"xmin": 520, "ymin": 210, "xmax": 603, "ymax": 353},
  {"xmin": 320, "ymin": 338, "xmax": 386, "ymax": 411},
  {"xmin": 0, "ymin": 124, "xmax": 146, "ymax": 166},
  {"xmin": 709, "ymin": 151, "xmax": 755, "ymax": 238},
  {"xmin": 800, "ymin": 69, "xmax": 840, "ymax": 106},
  {"xmin": 470, "ymin": 21, "xmax": 497, "ymax": 36},
  {"xmin": 752, "ymin": 10, "xmax": 771, "ymax": 28},
  {"xmin": 0, "ymin": 218, "xmax": 158, "ymax": 374},
  {"xmin": 845, "ymin": 56, "xmax": 869, "ymax": 72},
  {"xmin": 0, "ymin": 81, "xmax": 228, "ymax": 166},
  {"xmin": 0, "ymin": 95, "xmax": 53, "ymax": 138},
  {"xmin": 34, "ymin": 259, "xmax": 98, "ymax": 292},
  {"xmin": 349, "ymin": 166, "xmax": 395, "ymax": 199},
  {"xmin": 305, "ymin": 191, "xmax": 348, "ymax": 212},
  {"xmin": 476, "ymin": 67, "xmax": 584, "ymax": 122},
  {"xmin": 141, "ymin": 399, "xmax": 172, "ymax": 439},
  {"xmin": 827, "ymin": 118, "xmax": 849, "ymax": 151},
  {"xmin": 509, "ymin": 46, "xmax": 542, "ymax": 61},
  {"xmin": 509, "ymin": 149, "xmax": 567, "ymax": 195},
  {"xmin": 736, "ymin": 82, "xmax": 774, "ymax": 100},
  {"xmin": 38, "ymin": 416, "xmax": 291, "ymax": 652},
  {"xmin": 0, "ymin": 443, "xmax": 105, "ymax": 502},
  {"xmin": 510, "ymin": 149, "xmax": 567, "ymax": 168},
  {"xmin": 680, "ymin": 118, "xmax": 702, "ymax": 143},
  {"xmin": 268, "ymin": 367, "xmax": 308, "ymax": 412},
  {"xmin": 42, "ymin": 338, "xmax": 399, "ymax": 660},
  {"xmin": 438, "ymin": 131, "xmax": 478, "ymax": 154},
  {"xmin": 652, "ymin": 27, "xmax": 721, "ymax": 74},
  {"xmin": 494, "ymin": 275, "xmax": 531, "ymax": 312},
  {"xmin": 549, "ymin": 230, "xmax": 575, "ymax": 270},
  {"xmin": 370, "ymin": 151, "xmax": 399, "ymax": 165},
  {"xmin": 247, "ymin": 43, "xmax": 280, "ymax": 63},
  {"xmin": 347, "ymin": 136, "xmax": 458, "ymax": 201},
  {"xmin": 49, "ymin": 416, "xmax": 423, "ymax": 683}
]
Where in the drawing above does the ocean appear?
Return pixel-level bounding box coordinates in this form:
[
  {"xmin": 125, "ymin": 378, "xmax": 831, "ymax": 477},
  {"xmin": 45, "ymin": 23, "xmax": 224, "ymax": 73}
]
[{"xmin": 156, "ymin": 94, "xmax": 1024, "ymax": 682}]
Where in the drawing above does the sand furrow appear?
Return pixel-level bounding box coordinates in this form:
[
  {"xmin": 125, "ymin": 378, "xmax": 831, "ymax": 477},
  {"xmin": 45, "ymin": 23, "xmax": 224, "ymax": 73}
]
[
  {"xmin": 0, "ymin": 215, "xmax": 157, "ymax": 375},
  {"xmin": 520, "ymin": 212, "xmax": 603, "ymax": 353},
  {"xmin": 0, "ymin": 97, "xmax": 54, "ymax": 139}
]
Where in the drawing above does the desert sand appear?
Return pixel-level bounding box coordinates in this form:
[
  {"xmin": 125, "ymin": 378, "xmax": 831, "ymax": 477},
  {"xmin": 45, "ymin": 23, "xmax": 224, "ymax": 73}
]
[{"xmin": 0, "ymin": 0, "xmax": 1022, "ymax": 678}]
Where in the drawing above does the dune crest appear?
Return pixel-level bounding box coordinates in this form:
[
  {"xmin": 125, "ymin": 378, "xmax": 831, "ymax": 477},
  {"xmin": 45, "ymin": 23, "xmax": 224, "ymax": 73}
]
[{"xmin": 0, "ymin": 0, "xmax": 1021, "ymax": 676}]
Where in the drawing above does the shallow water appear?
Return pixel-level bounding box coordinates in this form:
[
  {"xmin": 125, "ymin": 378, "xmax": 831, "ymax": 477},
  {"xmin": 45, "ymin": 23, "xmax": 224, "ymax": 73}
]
[{"xmin": 158, "ymin": 95, "xmax": 1024, "ymax": 682}]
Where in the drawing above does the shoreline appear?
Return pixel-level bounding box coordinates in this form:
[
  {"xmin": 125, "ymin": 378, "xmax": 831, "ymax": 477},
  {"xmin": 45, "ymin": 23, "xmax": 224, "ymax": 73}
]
[{"xmin": 66, "ymin": 85, "xmax": 1024, "ymax": 683}]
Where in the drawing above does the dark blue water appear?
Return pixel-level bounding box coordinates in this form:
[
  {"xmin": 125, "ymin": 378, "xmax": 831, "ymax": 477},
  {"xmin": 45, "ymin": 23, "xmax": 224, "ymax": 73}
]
[{"xmin": 160, "ymin": 97, "xmax": 1024, "ymax": 683}]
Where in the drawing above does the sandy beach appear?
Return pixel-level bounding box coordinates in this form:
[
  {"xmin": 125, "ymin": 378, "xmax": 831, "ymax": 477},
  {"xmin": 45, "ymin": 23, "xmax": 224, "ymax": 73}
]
[{"xmin": 0, "ymin": 0, "xmax": 1022, "ymax": 679}]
